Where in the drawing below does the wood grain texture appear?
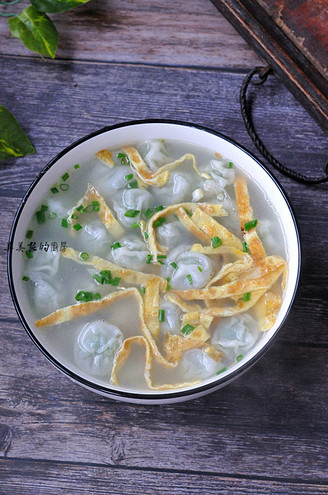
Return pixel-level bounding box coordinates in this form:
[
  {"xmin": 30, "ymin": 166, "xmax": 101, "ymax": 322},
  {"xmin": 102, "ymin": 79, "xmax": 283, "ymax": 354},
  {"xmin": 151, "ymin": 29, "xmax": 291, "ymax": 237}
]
[{"xmin": 0, "ymin": 0, "xmax": 261, "ymax": 68}]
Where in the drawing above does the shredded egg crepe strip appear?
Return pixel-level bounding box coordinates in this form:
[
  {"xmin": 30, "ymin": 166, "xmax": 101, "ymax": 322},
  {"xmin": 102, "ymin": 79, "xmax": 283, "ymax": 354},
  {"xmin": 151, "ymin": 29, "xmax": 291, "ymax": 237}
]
[
  {"xmin": 67, "ymin": 184, "xmax": 125, "ymax": 239},
  {"xmin": 95, "ymin": 149, "xmax": 115, "ymax": 167},
  {"xmin": 172, "ymin": 256, "xmax": 286, "ymax": 300},
  {"xmin": 143, "ymin": 278, "xmax": 160, "ymax": 339},
  {"xmin": 147, "ymin": 202, "xmax": 228, "ymax": 256},
  {"xmin": 191, "ymin": 243, "xmax": 249, "ymax": 259},
  {"xmin": 253, "ymin": 291, "xmax": 282, "ymax": 332},
  {"xmin": 122, "ymin": 146, "xmax": 210, "ymax": 187},
  {"xmin": 111, "ymin": 335, "xmax": 199, "ymax": 390},
  {"xmin": 61, "ymin": 247, "xmax": 166, "ymax": 288},
  {"xmin": 165, "ymin": 294, "xmax": 203, "ymax": 313},
  {"xmin": 163, "ymin": 333, "xmax": 224, "ymax": 364},
  {"xmin": 234, "ymin": 176, "xmax": 266, "ymax": 261},
  {"xmin": 205, "ymin": 289, "xmax": 267, "ymax": 317},
  {"xmin": 191, "ymin": 208, "xmax": 243, "ymax": 250}
]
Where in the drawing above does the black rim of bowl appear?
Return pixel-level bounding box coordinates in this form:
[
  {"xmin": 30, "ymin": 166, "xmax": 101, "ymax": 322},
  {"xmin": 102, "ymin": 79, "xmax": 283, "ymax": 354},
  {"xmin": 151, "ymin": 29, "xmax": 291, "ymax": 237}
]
[{"xmin": 7, "ymin": 119, "xmax": 301, "ymax": 401}]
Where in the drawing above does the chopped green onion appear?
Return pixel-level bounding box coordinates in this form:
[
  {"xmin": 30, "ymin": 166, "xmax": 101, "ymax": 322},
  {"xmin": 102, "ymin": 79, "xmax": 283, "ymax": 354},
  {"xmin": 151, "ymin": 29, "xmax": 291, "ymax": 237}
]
[
  {"xmin": 155, "ymin": 205, "xmax": 164, "ymax": 212},
  {"xmin": 62, "ymin": 172, "xmax": 69, "ymax": 181},
  {"xmin": 41, "ymin": 205, "xmax": 48, "ymax": 212},
  {"xmin": 22, "ymin": 276, "xmax": 29, "ymax": 281},
  {"xmin": 181, "ymin": 324, "xmax": 195, "ymax": 335},
  {"xmin": 124, "ymin": 209, "xmax": 140, "ymax": 218},
  {"xmin": 243, "ymin": 292, "xmax": 251, "ymax": 302},
  {"xmin": 117, "ymin": 152, "xmax": 130, "ymax": 165},
  {"xmin": 26, "ymin": 251, "xmax": 34, "ymax": 259},
  {"xmin": 84, "ymin": 205, "xmax": 94, "ymax": 213},
  {"xmin": 158, "ymin": 260, "xmax": 165, "ymax": 265},
  {"xmin": 141, "ymin": 286, "xmax": 146, "ymax": 294},
  {"xmin": 236, "ymin": 354, "xmax": 244, "ymax": 362},
  {"xmin": 184, "ymin": 208, "xmax": 192, "ymax": 217},
  {"xmin": 146, "ymin": 254, "xmax": 153, "ymax": 264},
  {"xmin": 228, "ymin": 161, "xmax": 233, "ymax": 168},
  {"xmin": 36, "ymin": 210, "xmax": 46, "ymax": 224},
  {"xmin": 242, "ymin": 241, "xmax": 248, "ymax": 252},
  {"xmin": 94, "ymin": 293, "xmax": 101, "ymax": 301},
  {"xmin": 197, "ymin": 266, "xmax": 203, "ymax": 272},
  {"xmin": 166, "ymin": 277, "xmax": 171, "ymax": 283},
  {"xmin": 75, "ymin": 291, "xmax": 95, "ymax": 302},
  {"xmin": 125, "ymin": 173, "xmax": 133, "ymax": 180},
  {"xmin": 60, "ymin": 183, "xmax": 69, "ymax": 191},
  {"xmin": 145, "ymin": 208, "xmax": 153, "ymax": 218},
  {"xmin": 71, "ymin": 214, "xmax": 78, "ymax": 220},
  {"xmin": 26, "ymin": 230, "xmax": 33, "ymax": 239},
  {"xmin": 131, "ymin": 222, "xmax": 140, "ymax": 229},
  {"xmin": 74, "ymin": 164, "xmax": 80, "ymax": 169},
  {"xmin": 76, "ymin": 205, "xmax": 84, "ymax": 212},
  {"xmin": 127, "ymin": 180, "xmax": 138, "ymax": 189},
  {"xmin": 158, "ymin": 255, "xmax": 167, "ymax": 259},
  {"xmin": 61, "ymin": 218, "xmax": 68, "ymax": 228},
  {"xmin": 153, "ymin": 217, "xmax": 166, "ymax": 228},
  {"xmin": 216, "ymin": 367, "xmax": 227, "ymax": 375},
  {"xmin": 166, "ymin": 277, "xmax": 171, "ymax": 291},
  {"xmin": 100, "ymin": 270, "xmax": 112, "ymax": 284},
  {"xmin": 211, "ymin": 236, "xmax": 222, "ymax": 248},
  {"xmin": 48, "ymin": 212, "xmax": 57, "ymax": 220},
  {"xmin": 73, "ymin": 223, "xmax": 82, "ymax": 231},
  {"xmin": 79, "ymin": 251, "xmax": 89, "ymax": 261},
  {"xmin": 144, "ymin": 232, "xmax": 149, "ymax": 240},
  {"xmin": 51, "ymin": 187, "xmax": 59, "ymax": 194},
  {"xmin": 93, "ymin": 274, "xmax": 104, "ymax": 284},
  {"xmin": 244, "ymin": 219, "xmax": 258, "ymax": 231},
  {"xmin": 111, "ymin": 242, "xmax": 121, "ymax": 250},
  {"xmin": 186, "ymin": 274, "xmax": 193, "ymax": 285},
  {"xmin": 166, "ymin": 284, "xmax": 171, "ymax": 291},
  {"xmin": 170, "ymin": 262, "xmax": 178, "ymax": 269},
  {"xmin": 112, "ymin": 276, "xmax": 121, "ymax": 286},
  {"xmin": 92, "ymin": 201, "xmax": 100, "ymax": 212},
  {"xmin": 159, "ymin": 309, "xmax": 165, "ymax": 322}
]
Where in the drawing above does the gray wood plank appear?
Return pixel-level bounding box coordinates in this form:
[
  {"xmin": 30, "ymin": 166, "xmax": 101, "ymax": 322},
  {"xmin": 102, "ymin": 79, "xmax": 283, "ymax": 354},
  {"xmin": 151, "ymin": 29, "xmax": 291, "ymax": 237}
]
[
  {"xmin": 0, "ymin": 0, "xmax": 261, "ymax": 68},
  {"xmin": 0, "ymin": 323, "xmax": 327, "ymax": 480},
  {"xmin": 0, "ymin": 459, "xmax": 327, "ymax": 495}
]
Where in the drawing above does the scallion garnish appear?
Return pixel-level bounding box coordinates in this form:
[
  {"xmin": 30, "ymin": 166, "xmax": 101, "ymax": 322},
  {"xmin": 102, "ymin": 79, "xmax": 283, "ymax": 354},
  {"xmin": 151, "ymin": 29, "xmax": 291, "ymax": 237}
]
[
  {"xmin": 75, "ymin": 291, "xmax": 98, "ymax": 302},
  {"xmin": 243, "ymin": 292, "xmax": 251, "ymax": 302},
  {"xmin": 186, "ymin": 274, "xmax": 193, "ymax": 285},
  {"xmin": 76, "ymin": 205, "xmax": 84, "ymax": 212},
  {"xmin": 36, "ymin": 210, "xmax": 46, "ymax": 224},
  {"xmin": 51, "ymin": 187, "xmax": 59, "ymax": 194},
  {"xmin": 127, "ymin": 180, "xmax": 138, "ymax": 189},
  {"xmin": 93, "ymin": 274, "xmax": 104, "ymax": 284},
  {"xmin": 242, "ymin": 241, "xmax": 248, "ymax": 252},
  {"xmin": 158, "ymin": 260, "xmax": 165, "ymax": 265},
  {"xmin": 79, "ymin": 251, "xmax": 89, "ymax": 261},
  {"xmin": 170, "ymin": 262, "xmax": 178, "ymax": 269},
  {"xmin": 155, "ymin": 205, "xmax": 164, "ymax": 212},
  {"xmin": 41, "ymin": 205, "xmax": 48, "ymax": 212},
  {"xmin": 131, "ymin": 223, "xmax": 140, "ymax": 229},
  {"xmin": 111, "ymin": 242, "xmax": 121, "ymax": 250},
  {"xmin": 62, "ymin": 172, "xmax": 69, "ymax": 181},
  {"xmin": 92, "ymin": 201, "xmax": 100, "ymax": 212},
  {"xmin": 184, "ymin": 208, "xmax": 192, "ymax": 217},
  {"xmin": 124, "ymin": 209, "xmax": 140, "ymax": 218},
  {"xmin": 181, "ymin": 324, "xmax": 195, "ymax": 335},
  {"xmin": 159, "ymin": 309, "xmax": 165, "ymax": 322},
  {"xmin": 236, "ymin": 354, "xmax": 243, "ymax": 362},
  {"xmin": 197, "ymin": 265, "xmax": 202, "ymax": 272},
  {"xmin": 71, "ymin": 214, "xmax": 78, "ymax": 220},
  {"xmin": 153, "ymin": 217, "xmax": 166, "ymax": 228},
  {"xmin": 144, "ymin": 232, "xmax": 149, "ymax": 240},
  {"xmin": 117, "ymin": 152, "xmax": 130, "ymax": 165},
  {"xmin": 100, "ymin": 270, "xmax": 112, "ymax": 284},
  {"xmin": 94, "ymin": 293, "xmax": 101, "ymax": 300},
  {"xmin": 26, "ymin": 251, "xmax": 33, "ymax": 259},
  {"xmin": 158, "ymin": 255, "xmax": 167, "ymax": 259},
  {"xmin": 112, "ymin": 276, "xmax": 121, "ymax": 286},
  {"xmin": 244, "ymin": 219, "xmax": 258, "ymax": 231},
  {"xmin": 145, "ymin": 208, "xmax": 153, "ymax": 218},
  {"xmin": 48, "ymin": 212, "xmax": 57, "ymax": 220},
  {"xmin": 26, "ymin": 230, "xmax": 33, "ymax": 239},
  {"xmin": 73, "ymin": 223, "xmax": 82, "ymax": 231},
  {"xmin": 146, "ymin": 254, "xmax": 153, "ymax": 264},
  {"xmin": 211, "ymin": 236, "xmax": 222, "ymax": 248},
  {"xmin": 74, "ymin": 164, "xmax": 80, "ymax": 169},
  {"xmin": 60, "ymin": 183, "xmax": 69, "ymax": 191},
  {"xmin": 166, "ymin": 284, "xmax": 171, "ymax": 291},
  {"xmin": 228, "ymin": 162, "xmax": 233, "ymax": 168},
  {"xmin": 22, "ymin": 276, "xmax": 29, "ymax": 281},
  {"xmin": 125, "ymin": 173, "xmax": 133, "ymax": 180},
  {"xmin": 216, "ymin": 367, "xmax": 227, "ymax": 375},
  {"xmin": 141, "ymin": 286, "xmax": 146, "ymax": 294},
  {"xmin": 61, "ymin": 218, "xmax": 68, "ymax": 228}
]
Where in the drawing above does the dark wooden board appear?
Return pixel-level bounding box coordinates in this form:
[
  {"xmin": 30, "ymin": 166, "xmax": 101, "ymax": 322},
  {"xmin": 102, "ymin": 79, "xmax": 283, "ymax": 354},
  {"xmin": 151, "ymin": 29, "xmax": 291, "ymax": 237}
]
[{"xmin": 210, "ymin": 0, "xmax": 328, "ymax": 130}]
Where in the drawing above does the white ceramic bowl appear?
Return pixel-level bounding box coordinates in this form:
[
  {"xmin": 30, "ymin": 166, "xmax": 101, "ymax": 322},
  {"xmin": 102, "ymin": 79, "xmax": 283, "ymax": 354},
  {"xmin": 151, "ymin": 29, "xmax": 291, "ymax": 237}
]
[{"xmin": 8, "ymin": 120, "xmax": 300, "ymax": 404}]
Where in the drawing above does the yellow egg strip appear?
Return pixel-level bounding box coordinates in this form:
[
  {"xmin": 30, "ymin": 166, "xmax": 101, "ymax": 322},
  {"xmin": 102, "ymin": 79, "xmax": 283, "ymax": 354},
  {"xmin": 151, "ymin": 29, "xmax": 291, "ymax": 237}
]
[
  {"xmin": 95, "ymin": 149, "xmax": 115, "ymax": 167},
  {"xmin": 191, "ymin": 208, "xmax": 243, "ymax": 250},
  {"xmin": 143, "ymin": 278, "xmax": 160, "ymax": 339},
  {"xmin": 253, "ymin": 291, "xmax": 282, "ymax": 332}
]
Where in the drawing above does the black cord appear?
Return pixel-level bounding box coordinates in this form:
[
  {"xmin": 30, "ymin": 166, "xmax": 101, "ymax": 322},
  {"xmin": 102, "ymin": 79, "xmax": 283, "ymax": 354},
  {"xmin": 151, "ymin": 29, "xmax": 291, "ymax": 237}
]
[{"xmin": 240, "ymin": 66, "xmax": 328, "ymax": 185}]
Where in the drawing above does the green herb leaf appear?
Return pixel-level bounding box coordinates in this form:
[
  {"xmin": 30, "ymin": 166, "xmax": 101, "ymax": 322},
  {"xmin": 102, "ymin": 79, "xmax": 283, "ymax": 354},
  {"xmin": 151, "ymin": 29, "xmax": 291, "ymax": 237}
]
[
  {"xmin": 181, "ymin": 324, "xmax": 195, "ymax": 335},
  {"xmin": 159, "ymin": 309, "xmax": 165, "ymax": 322},
  {"xmin": 186, "ymin": 274, "xmax": 193, "ymax": 285},
  {"xmin": 242, "ymin": 241, "xmax": 248, "ymax": 252},
  {"xmin": 243, "ymin": 292, "xmax": 251, "ymax": 302},
  {"xmin": 236, "ymin": 354, "xmax": 244, "ymax": 362},
  {"xmin": 93, "ymin": 273, "xmax": 104, "ymax": 285},
  {"xmin": 153, "ymin": 217, "xmax": 166, "ymax": 228},
  {"xmin": 61, "ymin": 218, "xmax": 68, "ymax": 228},
  {"xmin": 244, "ymin": 219, "xmax": 258, "ymax": 231},
  {"xmin": 146, "ymin": 254, "xmax": 153, "ymax": 264},
  {"xmin": 141, "ymin": 286, "xmax": 146, "ymax": 294},
  {"xmin": 100, "ymin": 270, "xmax": 112, "ymax": 284},
  {"xmin": 30, "ymin": 0, "xmax": 91, "ymax": 14},
  {"xmin": 124, "ymin": 209, "xmax": 140, "ymax": 218},
  {"xmin": 111, "ymin": 276, "xmax": 121, "ymax": 286},
  {"xmin": 26, "ymin": 230, "xmax": 34, "ymax": 239},
  {"xmin": 79, "ymin": 251, "xmax": 89, "ymax": 261},
  {"xmin": 111, "ymin": 242, "xmax": 121, "ymax": 250},
  {"xmin": 216, "ymin": 367, "xmax": 227, "ymax": 375},
  {"xmin": 8, "ymin": 6, "xmax": 58, "ymax": 59},
  {"xmin": 170, "ymin": 262, "xmax": 178, "ymax": 269},
  {"xmin": 127, "ymin": 180, "xmax": 138, "ymax": 189},
  {"xmin": 73, "ymin": 223, "xmax": 82, "ymax": 231},
  {"xmin": 22, "ymin": 276, "xmax": 29, "ymax": 281},
  {"xmin": 0, "ymin": 105, "xmax": 35, "ymax": 160},
  {"xmin": 211, "ymin": 236, "xmax": 222, "ymax": 248}
]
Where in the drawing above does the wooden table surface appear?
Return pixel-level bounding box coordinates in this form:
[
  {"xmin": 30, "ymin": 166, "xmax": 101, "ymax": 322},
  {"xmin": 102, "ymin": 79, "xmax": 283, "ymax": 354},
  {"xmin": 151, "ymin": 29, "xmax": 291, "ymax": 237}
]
[{"xmin": 0, "ymin": 1, "xmax": 327, "ymax": 493}]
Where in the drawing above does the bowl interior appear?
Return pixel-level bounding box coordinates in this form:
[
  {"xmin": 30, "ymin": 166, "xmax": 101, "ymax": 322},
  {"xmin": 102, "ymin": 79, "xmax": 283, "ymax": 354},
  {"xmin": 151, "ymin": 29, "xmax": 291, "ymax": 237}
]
[{"xmin": 8, "ymin": 121, "xmax": 300, "ymax": 401}]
